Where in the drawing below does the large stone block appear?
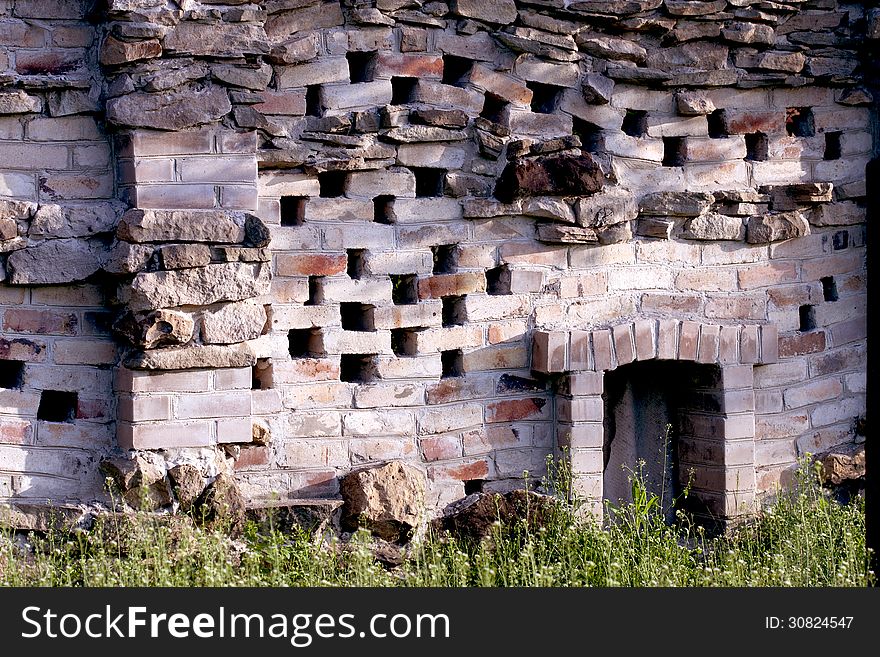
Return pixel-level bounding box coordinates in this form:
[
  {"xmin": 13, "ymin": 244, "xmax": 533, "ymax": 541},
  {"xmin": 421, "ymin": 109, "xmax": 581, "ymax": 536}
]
[
  {"xmin": 106, "ymin": 84, "xmax": 231, "ymax": 130},
  {"xmin": 494, "ymin": 154, "xmax": 605, "ymax": 202}
]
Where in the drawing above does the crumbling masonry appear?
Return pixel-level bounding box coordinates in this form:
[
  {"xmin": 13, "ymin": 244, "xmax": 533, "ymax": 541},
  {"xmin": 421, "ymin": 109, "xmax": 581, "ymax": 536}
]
[{"xmin": 0, "ymin": 0, "xmax": 873, "ymax": 525}]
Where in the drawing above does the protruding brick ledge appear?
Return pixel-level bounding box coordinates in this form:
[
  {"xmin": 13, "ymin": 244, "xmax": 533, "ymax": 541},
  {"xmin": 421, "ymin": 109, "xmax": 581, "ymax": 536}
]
[{"xmin": 532, "ymin": 321, "xmax": 779, "ymax": 375}]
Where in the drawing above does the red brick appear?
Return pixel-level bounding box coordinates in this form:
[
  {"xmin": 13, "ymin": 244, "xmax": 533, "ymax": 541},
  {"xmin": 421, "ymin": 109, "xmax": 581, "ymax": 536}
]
[
  {"xmin": 420, "ymin": 435, "xmax": 462, "ymax": 462},
  {"xmin": 0, "ymin": 418, "xmax": 33, "ymax": 445},
  {"xmin": 719, "ymin": 326, "xmax": 739, "ymax": 364},
  {"xmin": 235, "ymin": 446, "xmax": 271, "ymax": 469},
  {"xmin": 705, "ymin": 295, "xmax": 766, "ymax": 320},
  {"xmin": 569, "ymin": 330, "xmax": 591, "ymax": 370},
  {"xmin": 15, "ymin": 49, "xmax": 86, "ymax": 75},
  {"xmin": 634, "ymin": 320, "xmax": 656, "ymax": 360},
  {"xmin": 592, "ymin": 329, "xmax": 613, "ymax": 370},
  {"xmin": 2, "ymin": 309, "xmax": 77, "ymax": 335},
  {"xmin": 778, "ymin": 331, "xmax": 825, "ymax": 358},
  {"xmin": 612, "ymin": 323, "xmax": 635, "ymax": 366},
  {"xmin": 641, "ymin": 293, "xmax": 701, "ymax": 313},
  {"xmin": 759, "ymin": 324, "xmax": 779, "ymax": 363},
  {"xmin": 697, "ymin": 324, "xmax": 721, "ymax": 364},
  {"xmin": 417, "ymin": 272, "xmax": 485, "ymax": 299},
  {"xmin": 531, "ymin": 330, "xmax": 567, "ymax": 373},
  {"xmin": 486, "ymin": 397, "xmax": 547, "ymax": 423},
  {"xmin": 429, "ymin": 458, "xmax": 490, "ymax": 482},
  {"xmin": 254, "ymin": 90, "xmax": 307, "ymax": 115},
  {"xmin": 375, "ymin": 52, "xmax": 444, "ymax": 78},
  {"xmin": 737, "ymin": 261, "xmax": 799, "ymax": 290},
  {"xmin": 721, "ymin": 109, "xmax": 786, "ymax": 135},
  {"xmin": 767, "ymin": 284, "xmax": 812, "ymax": 309},
  {"xmin": 275, "ymin": 253, "xmax": 347, "ymax": 276},
  {"xmin": 679, "ymin": 321, "xmax": 700, "ymax": 360},
  {"xmin": 656, "ymin": 319, "xmax": 678, "ymax": 360},
  {"xmin": 0, "ymin": 337, "xmax": 47, "ymax": 361},
  {"xmin": 801, "ymin": 251, "xmax": 864, "ymax": 281},
  {"xmin": 741, "ymin": 325, "xmax": 760, "ymax": 363}
]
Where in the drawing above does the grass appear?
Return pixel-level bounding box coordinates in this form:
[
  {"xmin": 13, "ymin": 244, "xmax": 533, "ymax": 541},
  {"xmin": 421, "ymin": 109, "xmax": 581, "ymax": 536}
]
[{"xmin": 0, "ymin": 458, "xmax": 871, "ymax": 587}]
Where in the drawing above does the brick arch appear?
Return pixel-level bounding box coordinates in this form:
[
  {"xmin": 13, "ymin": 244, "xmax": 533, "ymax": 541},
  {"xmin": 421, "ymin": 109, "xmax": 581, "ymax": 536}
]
[{"xmin": 531, "ymin": 321, "xmax": 779, "ymax": 525}]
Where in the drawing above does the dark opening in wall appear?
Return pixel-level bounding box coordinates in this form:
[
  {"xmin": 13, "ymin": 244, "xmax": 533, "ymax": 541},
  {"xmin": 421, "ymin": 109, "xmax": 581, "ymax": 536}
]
[
  {"xmin": 373, "ymin": 195, "xmax": 395, "ymax": 224},
  {"xmin": 318, "ymin": 171, "xmax": 346, "ymax": 198},
  {"xmin": 347, "ymin": 51, "xmax": 377, "ymax": 83},
  {"xmin": 745, "ymin": 132, "xmax": 768, "ymax": 161},
  {"xmin": 833, "ymin": 230, "xmax": 849, "ymax": 250},
  {"xmin": 0, "ymin": 360, "xmax": 24, "ymax": 389},
  {"xmin": 340, "ymin": 354, "xmax": 378, "ymax": 383},
  {"xmin": 432, "ymin": 243, "xmax": 458, "ymax": 274},
  {"xmin": 786, "ymin": 107, "xmax": 815, "ymax": 137},
  {"xmin": 527, "ymin": 81, "xmax": 563, "ymax": 114},
  {"xmin": 347, "ymin": 249, "xmax": 365, "ymax": 279},
  {"xmin": 662, "ymin": 137, "xmax": 686, "ymax": 167},
  {"xmin": 288, "ymin": 328, "xmax": 324, "ymax": 358},
  {"xmin": 412, "ymin": 167, "xmax": 445, "ymax": 197},
  {"xmin": 821, "ymin": 276, "xmax": 839, "ymax": 302},
  {"xmin": 707, "ymin": 109, "xmax": 726, "ymax": 139},
  {"xmin": 485, "ymin": 264, "xmax": 512, "ymax": 295},
  {"xmin": 442, "ymin": 55, "xmax": 472, "ymax": 87},
  {"xmin": 305, "ymin": 84, "xmax": 322, "ymax": 117},
  {"xmin": 391, "ymin": 328, "xmax": 418, "ymax": 357},
  {"xmin": 252, "ymin": 359, "xmax": 274, "ymax": 390},
  {"xmin": 37, "ymin": 390, "xmax": 77, "ymax": 423},
  {"xmin": 390, "ymin": 274, "xmax": 418, "ymax": 305},
  {"xmin": 341, "ymin": 303, "xmax": 375, "ymax": 331},
  {"xmin": 480, "ymin": 93, "xmax": 508, "ymax": 123},
  {"xmin": 306, "ymin": 275, "xmax": 324, "ymax": 306},
  {"xmin": 391, "ymin": 76, "xmax": 418, "ymax": 104},
  {"xmin": 464, "ymin": 479, "xmax": 484, "ymax": 494},
  {"xmin": 824, "ymin": 131, "xmax": 842, "ymax": 160},
  {"xmin": 572, "ymin": 117, "xmax": 603, "ymax": 153},
  {"xmin": 280, "ymin": 196, "xmax": 307, "ymax": 226},
  {"xmin": 799, "ymin": 304, "xmax": 817, "ymax": 332},
  {"xmin": 441, "ymin": 349, "xmax": 464, "ymax": 378},
  {"xmin": 622, "ymin": 109, "xmax": 648, "ymax": 137},
  {"xmin": 441, "ymin": 295, "xmax": 466, "ymax": 327}
]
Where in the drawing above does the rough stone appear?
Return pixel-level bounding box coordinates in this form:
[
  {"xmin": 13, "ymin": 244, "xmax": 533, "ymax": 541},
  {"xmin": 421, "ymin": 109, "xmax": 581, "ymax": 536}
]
[
  {"xmin": 124, "ymin": 344, "xmax": 257, "ymax": 370},
  {"xmin": 29, "ymin": 203, "xmax": 121, "ymax": 239},
  {"xmin": 340, "ymin": 460, "xmax": 427, "ymax": 543},
  {"xmin": 193, "ymin": 473, "xmax": 247, "ymax": 535},
  {"xmin": 431, "ymin": 490, "xmax": 557, "ymax": 542},
  {"xmin": 123, "ymin": 262, "xmax": 271, "ymax": 312},
  {"xmin": 159, "ymin": 244, "xmax": 212, "ymax": 270},
  {"xmin": 118, "ymin": 209, "xmax": 247, "ymax": 244},
  {"xmin": 639, "ymin": 191, "xmax": 715, "ymax": 217},
  {"xmin": 114, "ymin": 309, "xmax": 195, "ymax": 349},
  {"xmin": 451, "ymin": 0, "xmax": 517, "ymax": 25},
  {"xmin": 168, "ymin": 464, "xmax": 205, "ymax": 512},
  {"xmin": 106, "ymin": 84, "xmax": 232, "ymax": 130},
  {"xmin": 575, "ymin": 187, "xmax": 638, "ymax": 227},
  {"xmin": 581, "ymin": 73, "xmax": 615, "ymax": 105},
  {"xmin": 494, "ymin": 154, "xmax": 605, "ymax": 202},
  {"xmin": 100, "ymin": 454, "xmax": 173, "ymax": 511},
  {"xmin": 100, "ymin": 35, "xmax": 161, "ymax": 66},
  {"xmin": 0, "ymin": 90, "xmax": 42, "ymax": 114},
  {"xmin": 201, "ymin": 300, "xmax": 268, "ymax": 344},
  {"xmin": 522, "ymin": 197, "xmax": 576, "ymax": 224},
  {"xmin": 681, "ymin": 212, "xmax": 745, "ymax": 241},
  {"xmin": 676, "ymin": 90, "xmax": 715, "ymax": 116},
  {"xmin": 746, "ymin": 211, "xmax": 810, "ymax": 244},
  {"xmin": 6, "ymin": 239, "xmax": 102, "ymax": 285},
  {"xmin": 819, "ymin": 443, "xmax": 865, "ymax": 486},
  {"xmin": 536, "ymin": 224, "xmax": 598, "ymax": 243}
]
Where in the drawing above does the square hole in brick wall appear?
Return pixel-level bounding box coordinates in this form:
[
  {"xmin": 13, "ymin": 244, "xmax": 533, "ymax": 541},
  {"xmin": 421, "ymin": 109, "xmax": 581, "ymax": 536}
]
[
  {"xmin": 341, "ymin": 303, "xmax": 375, "ymax": 331},
  {"xmin": 252, "ymin": 358, "xmax": 274, "ymax": 390},
  {"xmin": 288, "ymin": 328, "xmax": 325, "ymax": 358},
  {"xmin": 340, "ymin": 354, "xmax": 378, "ymax": 383},
  {"xmin": 799, "ymin": 304, "xmax": 816, "ymax": 332},
  {"xmin": 486, "ymin": 264, "xmax": 511, "ymax": 295},
  {"xmin": 833, "ymin": 230, "xmax": 849, "ymax": 250},
  {"xmin": 441, "ymin": 295, "xmax": 466, "ymax": 327},
  {"xmin": 373, "ymin": 195, "xmax": 396, "ymax": 224},
  {"xmin": 662, "ymin": 137, "xmax": 686, "ymax": 167},
  {"xmin": 622, "ymin": 109, "xmax": 648, "ymax": 137},
  {"xmin": 391, "ymin": 76, "xmax": 418, "ymax": 104},
  {"xmin": 745, "ymin": 132, "xmax": 768, "ymax": 161},
  {"xmin": 527, "ymin": 81, "xmax": 563, "ymax": 114},
  {"xmin": 318, "ymin": 171, "xmax": 346, "ymax": 198},
  {"xmin": 432, "ymin": 243, "xmax": 458, "ymax": 274},
  {"xmin": 573, "ymin": 117, "xmax": 603, "ymax": 153},
  {"xmin": 390, "ymin": 274, "xmax": 418, "ymax": 305},
  {"xmin": 280, "ymin": 196, "xmax": 307, "ymax": 226},
  {"xmin": 824, "ymin": 131, "xmax": 842, "ymax": 160},
  {"xmin": 480, "ymin": 93, "xmax": 509, "ymax": 123},
  {"xmin": 391, "ymin": 328, "xmax": 418, "ymax": 357},
  {"xmin": 37, "ymin": 390, "xmax": 77, "ymax": 423},
  {"xmin": 786, "ymin": 107, "xmax": 815, "ymax": 137},
  {"xmin": 442, "ymin": 55, "xmax": 472, "ymax": 87},
  {"xmin": 306, "ymin": 275, "xmax": 324, "ymax": 306},
  {"xmin": 305, "ymin": 84, "xmax": 322, "ymax": 117},
  {"xmin": 464, "ymin": 479, "xmax": 484, "ymax": 494},
  {"xmin": 707, "ymin": 109, "xmax": 726, "ymax": 139},
  {"xmin": 347, "ymin": 249, "xmax": 366, "ymax": 279},
  {"xmin": 412, "ymin": 167, "xmax": 445, "ymax": 197},
  {"xmin": 821, "ymin": 276, "xmax": 839, "ymax": 302},
  {"xmin": 0, "ymin": 360, "xmax": 24, "ymax": 389},
  {"xmin": 441, "ymin": 349, "xmax": 464, "ymax": 378},
  {"xmin": 347, "ymin": 51, "xmax": 377, "ymax": 83}
]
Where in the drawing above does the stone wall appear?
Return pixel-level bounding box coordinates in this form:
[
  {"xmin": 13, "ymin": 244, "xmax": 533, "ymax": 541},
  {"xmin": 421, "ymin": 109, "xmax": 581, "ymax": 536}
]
[{"xmin": 0, "ymin": 0, "xmax": 874, "ymax": 521}]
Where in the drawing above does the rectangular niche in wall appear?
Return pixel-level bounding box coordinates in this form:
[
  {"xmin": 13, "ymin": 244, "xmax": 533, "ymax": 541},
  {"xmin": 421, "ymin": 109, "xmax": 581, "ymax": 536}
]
[
  {"xmin": 0, "ymin": 360, "xmax": 24, "ymax": 389},
  {"xmin": 37, "ymin": 390, "xmax": 77, "ymax": 423}
]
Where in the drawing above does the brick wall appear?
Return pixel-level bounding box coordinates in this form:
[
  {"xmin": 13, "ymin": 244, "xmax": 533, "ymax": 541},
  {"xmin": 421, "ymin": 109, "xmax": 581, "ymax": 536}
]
[{"xmin": 0, "ymin": 0, "xmax": 873, "ymax": 517}]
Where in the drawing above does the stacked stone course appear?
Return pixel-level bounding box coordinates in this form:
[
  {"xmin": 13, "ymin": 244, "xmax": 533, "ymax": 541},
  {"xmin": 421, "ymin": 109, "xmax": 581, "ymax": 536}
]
[{"xmin": 0, "ymin": 0, "xmax": 874, "ymax": 522}]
